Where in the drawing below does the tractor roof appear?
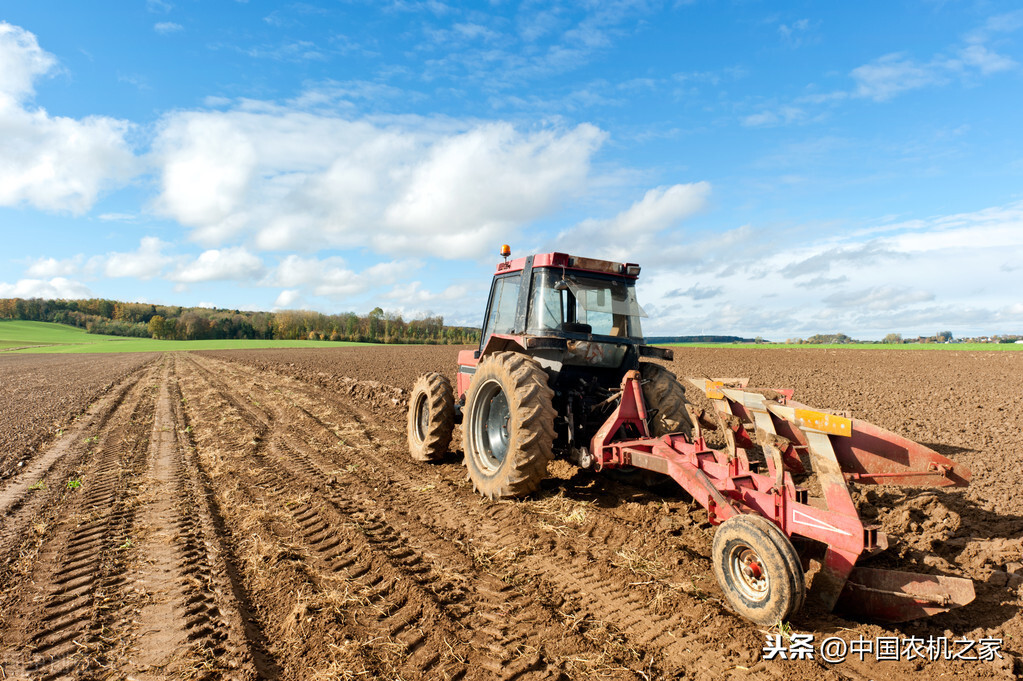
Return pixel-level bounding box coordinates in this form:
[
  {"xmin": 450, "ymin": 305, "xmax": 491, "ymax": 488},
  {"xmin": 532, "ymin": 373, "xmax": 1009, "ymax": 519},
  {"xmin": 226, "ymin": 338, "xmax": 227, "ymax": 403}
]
[{"xmin": 496, "ymin": 252, "xmax": 640, "ymax": 279}]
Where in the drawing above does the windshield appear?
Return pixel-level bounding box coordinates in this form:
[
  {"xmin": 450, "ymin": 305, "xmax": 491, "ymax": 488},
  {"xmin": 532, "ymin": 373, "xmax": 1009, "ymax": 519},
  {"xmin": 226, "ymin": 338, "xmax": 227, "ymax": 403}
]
[{"xmin": 528, "ymin": 269, "xmax": 645, "ymax": 339}]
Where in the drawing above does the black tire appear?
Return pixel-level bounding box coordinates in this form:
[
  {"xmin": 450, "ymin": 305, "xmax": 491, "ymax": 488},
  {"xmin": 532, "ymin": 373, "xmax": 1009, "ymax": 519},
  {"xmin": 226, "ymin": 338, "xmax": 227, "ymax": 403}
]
[
  {"xmin": 743, "ymin": 515, "xmax": 807, "ymax": 616},
  {"xmin": 640, "ymin": 362, "xmax": 693, "ymax": 438},
  {"xmin": 712, "ymin": 514, "xmax": 806, "ymax": 625},
  {"xmin": 407, "ymin": 372, "xmax": 455, "ymax": 462},
  {"xmin": 462, "ymin": 352, "xmax": 555, "ymax": 499}
]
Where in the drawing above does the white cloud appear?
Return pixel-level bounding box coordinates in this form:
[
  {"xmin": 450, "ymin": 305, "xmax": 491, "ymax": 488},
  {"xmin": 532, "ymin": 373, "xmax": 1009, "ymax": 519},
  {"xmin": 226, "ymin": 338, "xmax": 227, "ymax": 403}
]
[
  {"xmin": 0, "ymin": 277, "xmax": 93, "ymax": 299},
  {"xmin": 778, "ymin": 18, "xmax": 818, "ymax": 48},
  {"xmin": 97, "ymin": 212, "xmax": 136, "ymax": 221},
  {"xmin": 101, "ymin": 237, "xmax": 176, "ymax": 279},
  {"xmin": 146, "ymin": 0, "xmax": 174, "ymax": 13},
  {"xmin": 824, "ymin": 285, "xmax": 935, "ymax": 311},
  {"xmin": 638, "ymin": 201, "xmax": 1023, "ymax": 338},
  {"xmin": 152, "ymin": 105, "xmax": 605, "ymax": 259},
  {"xmin": 383, "ymin": 281, "xmax": 466, "ymax": 303},
  {"xmin": 770, "ymin": 14, "xmax": 1021, "ymax": 121},
  {"xmin": 851, "ymin": 53, "xmax": 943, "ymax": 101},
  {"xmin": 154, "ymin": 22, "xmax": 183, "ymax": 34},
  {"xmin": 851, "ymin": 23, "xmax": 1017, "ymax": 102},
  {"xmin": 555, "ymin": 182, "xmax": 711, "ymax": 262},
  {"xmin": 25, "ymin": 255, "xmax": 83, "ymax": 277},
  {"xmin": 0, "ymin": 21, "xmax": 55, "ymax": 101},
  {"xmin": 956, "ymin": 44, "xmax": 1016, "ymax": 74},
  {"xmin": 171, "ymin": 247, "xmax": 265, "ymax": 283},
  {"xmin": 274, "ymin": 289, "xmax": 304, "ymax": 309},
  {"xmin": 742, "ymin": 106, "xmax": 806, "ymax": 128},
  {"xmin": 264, "ymin": 255, "xmax": 413, "ymax": 299},
  {"xmin": 0, "ymin": 23, "xmax": 137, "ymax": 213}
]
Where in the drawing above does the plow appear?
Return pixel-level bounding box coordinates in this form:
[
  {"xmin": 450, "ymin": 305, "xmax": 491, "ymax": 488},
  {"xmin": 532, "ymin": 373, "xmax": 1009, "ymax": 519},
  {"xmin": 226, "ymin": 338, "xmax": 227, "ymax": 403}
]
[
  {"xmin": 591, "ymin": 372, "xmax": 974, "ymax": 624},
  {"xmin": 408, "ymin": 247, "xmax": 975, "ymax": 626}
]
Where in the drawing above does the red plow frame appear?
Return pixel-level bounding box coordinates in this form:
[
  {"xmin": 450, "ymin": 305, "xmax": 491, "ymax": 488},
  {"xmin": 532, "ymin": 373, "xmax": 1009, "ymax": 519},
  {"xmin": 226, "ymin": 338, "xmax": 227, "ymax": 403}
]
[{"xmin": 590, "ymin": 371, "xmax": 975, "ymax": 623}]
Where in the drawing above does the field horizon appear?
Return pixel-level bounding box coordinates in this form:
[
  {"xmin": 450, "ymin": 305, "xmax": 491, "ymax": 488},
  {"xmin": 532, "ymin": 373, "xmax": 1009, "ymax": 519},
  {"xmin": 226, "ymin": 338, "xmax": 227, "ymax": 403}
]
[
  {"xmin": 3, "ymin": 320, "xmax": 1022, "ymax": 354},
  {"xmin": 0, "ymin": 320, "xmax": 371, "ymax": 353}
]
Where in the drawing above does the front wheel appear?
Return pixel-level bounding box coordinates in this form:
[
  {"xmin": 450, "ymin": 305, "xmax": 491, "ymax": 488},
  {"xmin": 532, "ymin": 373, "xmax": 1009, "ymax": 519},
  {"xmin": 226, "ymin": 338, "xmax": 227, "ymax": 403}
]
[
  {"xmin": 462, "ymin": 352, "xmax": 555, "ymax": 499},
  {"xmin": 712, "ymin": 514, "xmax": 806, "ymax": 625},
  {"xmin": 407, "ymin": 372, "xmax": 454, "ymax": 462},
  {"xmin": 640, "ymin": 362, "xmax": 693, "ymax": 438}
]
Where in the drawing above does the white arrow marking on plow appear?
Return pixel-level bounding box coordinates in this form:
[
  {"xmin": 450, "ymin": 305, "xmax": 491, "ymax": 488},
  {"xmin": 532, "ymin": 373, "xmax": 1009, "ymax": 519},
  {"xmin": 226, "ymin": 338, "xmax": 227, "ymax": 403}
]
[{"xmin": 792, "ymin": 510, "xmax": 853, "ymax": 537}]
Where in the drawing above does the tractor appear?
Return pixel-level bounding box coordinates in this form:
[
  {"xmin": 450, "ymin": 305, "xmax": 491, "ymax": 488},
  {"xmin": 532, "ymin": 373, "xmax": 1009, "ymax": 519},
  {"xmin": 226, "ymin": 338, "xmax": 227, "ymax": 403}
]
[{"xmin": 407, "ymin": 247, "xmax": 975, "ymax": 626}]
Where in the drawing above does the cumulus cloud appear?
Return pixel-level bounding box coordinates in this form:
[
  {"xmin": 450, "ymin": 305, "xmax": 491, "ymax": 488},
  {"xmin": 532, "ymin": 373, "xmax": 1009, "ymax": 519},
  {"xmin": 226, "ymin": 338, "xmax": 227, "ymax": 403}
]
[
  {"xmin": 0, "ymin": 23, "xmax": 138, "ymax": 213},
  {"xmin": 273, "ymin": 289, "xmax": 304, "ymax": 309},
  {"xmin": 554, "ymin": 182, "xmax": 711, "ymax": 262},
  {"xmin": 151, "ymin": 105, "xmax": 605, "ymax": 259},
  {"xmin": 100, "ymin": 237, "xmax": 176, "ymax": 279},
  {"xmin": 171, "ymin": 247, "xmax": 265, "ymax": 283},
  {"xmin": 264, "ymin": 255, "xmax": 413, "ymax": 299},
  {"xmin": 25, "ymin": 255, "xmax": 83, "ymax": 277},
  {"xmin": 0, "ymin": 277, "xmax": 93, "ymax": 299}
]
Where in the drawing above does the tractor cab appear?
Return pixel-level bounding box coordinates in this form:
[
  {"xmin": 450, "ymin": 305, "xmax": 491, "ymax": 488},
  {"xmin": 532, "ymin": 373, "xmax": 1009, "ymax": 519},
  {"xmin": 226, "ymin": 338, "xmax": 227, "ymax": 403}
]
[
  {"xmin": 457, "ymin": 249, "xmax": 671, "ymax": 399},
  {"xmin": 483, "ymin": 256, "xmax": 646, "ymax": 344}
]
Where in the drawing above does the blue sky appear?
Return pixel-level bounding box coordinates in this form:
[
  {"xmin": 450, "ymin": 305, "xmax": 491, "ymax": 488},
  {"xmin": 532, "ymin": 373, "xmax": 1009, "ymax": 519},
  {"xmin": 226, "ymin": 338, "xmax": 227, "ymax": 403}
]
[{"xmin": 1, "ymin": 1, "xmax": 1021, "ymax": 339}]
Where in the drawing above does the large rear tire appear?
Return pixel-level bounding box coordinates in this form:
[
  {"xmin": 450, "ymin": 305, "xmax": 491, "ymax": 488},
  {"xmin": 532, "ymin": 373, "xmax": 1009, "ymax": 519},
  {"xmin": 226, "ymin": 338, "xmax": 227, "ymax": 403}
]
[
  {"xmin": 462, "ymin": 352, "xmax": 555, "ymax": 499},
  {"xmin": 640, "ymin": 362, "xmax": 693, "ymax": 437},
  {"xmin": 407, "ymin": 372, "xmax": 455, "ymax": 462},
  {"xmin": 712, "ymin": 514, "xmax": 806, "ymax": 625}
]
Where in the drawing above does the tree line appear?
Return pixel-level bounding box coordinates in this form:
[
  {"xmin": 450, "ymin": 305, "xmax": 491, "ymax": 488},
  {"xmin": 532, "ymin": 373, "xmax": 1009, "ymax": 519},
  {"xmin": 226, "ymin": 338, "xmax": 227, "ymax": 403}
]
[{"xmin": 0, "ymin": 298, "xmax": 481, "ymax": 345}]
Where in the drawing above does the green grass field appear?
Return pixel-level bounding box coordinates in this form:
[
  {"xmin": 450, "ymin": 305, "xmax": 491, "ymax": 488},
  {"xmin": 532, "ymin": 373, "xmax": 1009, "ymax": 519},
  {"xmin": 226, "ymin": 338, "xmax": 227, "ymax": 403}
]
[
  {"xmin": 0, "ymin": 320, "xmax": 369, "ymax": 354},
  {"xmin": 665, "ymin": 341, "xmax": 1023, "ymax": 351}
]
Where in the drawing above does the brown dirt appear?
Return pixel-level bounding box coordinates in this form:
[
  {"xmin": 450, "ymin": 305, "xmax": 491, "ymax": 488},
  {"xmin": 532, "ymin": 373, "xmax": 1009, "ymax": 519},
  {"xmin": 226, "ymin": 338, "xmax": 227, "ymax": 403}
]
[
  {"xmin": 0, "ymin": 353, "xmax": 157, "ymax": 481},
  {"xmin": 0, "ymin": 345, "xmax": 1019, "ymax": 680}
]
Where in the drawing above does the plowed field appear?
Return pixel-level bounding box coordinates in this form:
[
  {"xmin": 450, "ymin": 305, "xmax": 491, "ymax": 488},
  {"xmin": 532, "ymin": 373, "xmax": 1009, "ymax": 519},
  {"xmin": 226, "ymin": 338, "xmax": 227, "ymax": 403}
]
[{"xmin": 0, "ymin": 347, "xmax": 1019, "ymax": 680}]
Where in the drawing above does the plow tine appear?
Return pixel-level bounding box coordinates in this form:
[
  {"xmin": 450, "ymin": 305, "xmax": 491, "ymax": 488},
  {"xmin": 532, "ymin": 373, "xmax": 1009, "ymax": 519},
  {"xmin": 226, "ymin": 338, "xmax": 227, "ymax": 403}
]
[{"xmin": 836, "ymin": 567, "xmax": 976, "ymax": 622}]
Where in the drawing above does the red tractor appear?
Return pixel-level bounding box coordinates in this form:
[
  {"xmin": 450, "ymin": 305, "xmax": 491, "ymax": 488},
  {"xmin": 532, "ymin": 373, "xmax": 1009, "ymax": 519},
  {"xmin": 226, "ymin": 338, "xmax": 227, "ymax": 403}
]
[{"xmin": 407, "ymin": 247, "xmax": 974, "ymax": 626}]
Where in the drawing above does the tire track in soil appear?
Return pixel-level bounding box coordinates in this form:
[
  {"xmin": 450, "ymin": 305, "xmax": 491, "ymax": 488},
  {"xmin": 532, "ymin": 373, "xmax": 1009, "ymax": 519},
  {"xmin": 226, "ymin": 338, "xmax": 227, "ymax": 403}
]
[
  {"xmin": 117, "ymin": 355, "xmax": 257, "ymax": 680},
  {"xmin": 207, "ymin": 353, "xmax": 891, "ymax": 681},
  {"xmin": 180, "ymin": 354, "xmax": 477, "ymax": 680},
  {"xmin": 0, "ymin": 360, "xmax": 160, "ymax": 680},
  {"xmin": 188, "ymin": 354, "xmax": 739, "ymax": 679},
  {"xmin": 0, "ymin": 361, "xmax": 150, "ymax": 574},
  {"xmin": 181, "ymin": 354, "xmax": 590, "ymax": 680}
]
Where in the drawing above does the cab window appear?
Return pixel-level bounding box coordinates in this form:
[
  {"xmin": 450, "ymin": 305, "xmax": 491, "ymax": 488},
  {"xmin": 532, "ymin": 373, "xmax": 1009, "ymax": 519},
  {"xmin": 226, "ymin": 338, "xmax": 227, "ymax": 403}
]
[{"xmin": 482, "ymin": 274, "xmax": 521, "ymax": 342}]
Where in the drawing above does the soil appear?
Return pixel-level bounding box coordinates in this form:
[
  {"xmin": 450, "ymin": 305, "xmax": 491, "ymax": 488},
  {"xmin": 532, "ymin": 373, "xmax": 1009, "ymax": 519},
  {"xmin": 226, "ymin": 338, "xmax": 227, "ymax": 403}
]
[
  {"xmin": 0, "ymin": 353, "xmax": 156, "ymax": 482},
  {"xmin": 0, "ymin": 345, "xmax": 1019, "ymax": 680}
]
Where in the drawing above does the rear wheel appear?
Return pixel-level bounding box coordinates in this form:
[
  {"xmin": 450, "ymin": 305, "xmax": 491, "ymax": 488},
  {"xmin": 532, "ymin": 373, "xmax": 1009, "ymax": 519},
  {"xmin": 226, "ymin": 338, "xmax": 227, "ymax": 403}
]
[
  {"xmin": 640, "ymin": 362, "xmax": 693, "ymax": 437},
  {"xmin": 407, "ymin": 372, "xmax": 454, "ymax": 462},
  {"xmin": 462, "ymin": 352, "xmax": 555, "ymax": 499},
  {"xmin": 712, "ymin": 514, "xmax": 806, "ymax": 625}
]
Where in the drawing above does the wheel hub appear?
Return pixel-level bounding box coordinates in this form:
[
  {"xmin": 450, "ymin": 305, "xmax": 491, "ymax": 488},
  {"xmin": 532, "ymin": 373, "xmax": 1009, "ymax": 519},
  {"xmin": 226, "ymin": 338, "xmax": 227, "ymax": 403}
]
[
  {"xmin": 414, "ymin": 393, "xmax": 429, "ymax": 442},
  {"xmin": 470, "ymin": 379, "xmax": 511, "ymax": 473},
  {"xmin": 732, "ymin": 546, "xmax": 769, "ymax": 601}
]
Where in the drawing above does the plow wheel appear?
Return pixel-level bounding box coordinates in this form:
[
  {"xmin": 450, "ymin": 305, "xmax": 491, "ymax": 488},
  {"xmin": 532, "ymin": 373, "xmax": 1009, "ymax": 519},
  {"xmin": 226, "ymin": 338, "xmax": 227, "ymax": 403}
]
[
  {"xmin": 640, "ymin": 362, "xmax": 693, "ymax": 438},
  {"xmin": 462, "ymin": 352, "xmax": 555, "ymax": 499},
  {"xmin": 407, "ymin": 372, "xmax": 455, "ymax": 462},
  {"xmin": 712, "ymin": 515, "xmax": 806, "ymax": 625}
]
